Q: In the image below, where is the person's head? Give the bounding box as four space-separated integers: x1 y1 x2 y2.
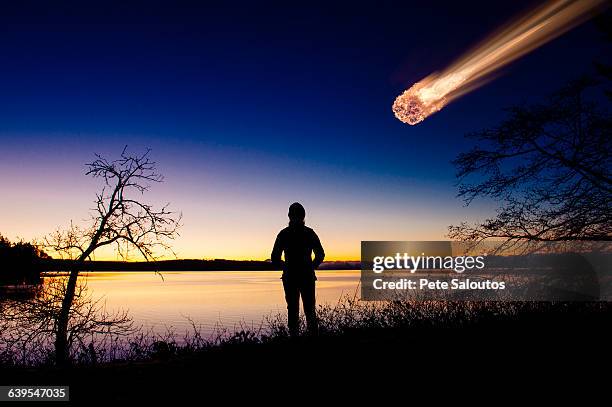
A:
288 202 305 225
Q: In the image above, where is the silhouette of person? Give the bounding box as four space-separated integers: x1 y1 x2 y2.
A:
271 202 325 336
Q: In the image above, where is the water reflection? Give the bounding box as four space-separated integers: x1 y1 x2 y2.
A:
1 270 359 364
44 270 361 335
1 277 134 365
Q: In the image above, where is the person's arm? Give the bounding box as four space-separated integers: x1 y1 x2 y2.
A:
312 231 325 269
271 233 284 270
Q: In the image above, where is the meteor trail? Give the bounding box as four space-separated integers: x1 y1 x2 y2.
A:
393 0 608 125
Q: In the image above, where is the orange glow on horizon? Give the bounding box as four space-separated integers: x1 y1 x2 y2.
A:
0 152 473 264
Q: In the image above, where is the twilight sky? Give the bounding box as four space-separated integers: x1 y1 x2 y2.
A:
0 1 608 260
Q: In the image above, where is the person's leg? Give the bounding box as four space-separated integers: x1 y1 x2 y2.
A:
282 278 300 337
300 279 318 336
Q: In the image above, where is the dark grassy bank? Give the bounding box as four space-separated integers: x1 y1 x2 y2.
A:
1 300 609 402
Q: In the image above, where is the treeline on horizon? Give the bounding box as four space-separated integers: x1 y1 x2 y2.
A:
40 258 361 272
0 234 49 284
0 234 360 283
3 233 608 283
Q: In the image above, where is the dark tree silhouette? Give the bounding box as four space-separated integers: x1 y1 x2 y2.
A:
449 78 611 244
0 234 49 284
42 147 181 365
1 279 134 366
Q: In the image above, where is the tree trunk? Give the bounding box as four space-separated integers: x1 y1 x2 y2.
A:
54 268 79 366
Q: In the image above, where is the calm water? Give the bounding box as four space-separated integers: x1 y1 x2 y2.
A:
44 270 360 336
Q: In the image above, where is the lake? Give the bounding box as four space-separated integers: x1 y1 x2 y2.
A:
43 270 361 338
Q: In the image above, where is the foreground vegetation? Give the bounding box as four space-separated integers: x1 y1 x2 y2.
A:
1 295 609 368
1 294 608 402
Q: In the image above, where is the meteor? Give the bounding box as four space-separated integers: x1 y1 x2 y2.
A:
393 0 608 125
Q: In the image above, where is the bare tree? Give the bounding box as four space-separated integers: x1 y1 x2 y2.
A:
449 78 611 245
42 147 181 365
0 279 134 366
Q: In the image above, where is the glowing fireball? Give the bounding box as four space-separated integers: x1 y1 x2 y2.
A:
393 0 607 125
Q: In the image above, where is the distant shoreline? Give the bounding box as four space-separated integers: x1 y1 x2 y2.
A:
39 259 361 272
